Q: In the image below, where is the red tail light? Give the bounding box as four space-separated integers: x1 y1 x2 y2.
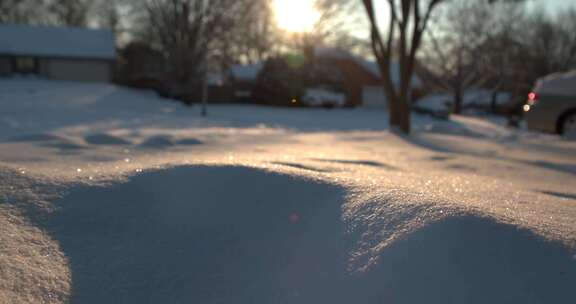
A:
527 92 538 105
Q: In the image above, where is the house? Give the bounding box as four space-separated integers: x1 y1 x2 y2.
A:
206 72 232 103
227 63 263 101
0 24 115 82
118 41 165 88
215 49 423 107
311 47 423 108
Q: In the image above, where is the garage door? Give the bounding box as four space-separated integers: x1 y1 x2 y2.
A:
362 86 387 109
48 59 111 82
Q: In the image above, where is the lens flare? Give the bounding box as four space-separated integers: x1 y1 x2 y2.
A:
273 0 320 33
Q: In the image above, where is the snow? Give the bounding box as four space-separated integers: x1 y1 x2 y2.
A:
84 133 132 145
207 72 224 86
356 59 423 87
229 63 263 81
314 47 351 59
137 134 203 149
314 47 423 87
0 24 115 59
1 79 575 303
11 166 571 303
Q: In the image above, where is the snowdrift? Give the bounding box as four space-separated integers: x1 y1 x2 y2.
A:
46 166 348 303
38 166 576 303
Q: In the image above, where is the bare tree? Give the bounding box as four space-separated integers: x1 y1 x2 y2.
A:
0 0 94 27
466 2 574 118
422 0 519 114
46 0 91 27
238 0 277 63
315 0 365 46
213 0 277 67
363 0 445 133
95 0 121 33
0 0 47 24
522 8 576 76
283 0 369 55
138 0 260 99
481 1 528 112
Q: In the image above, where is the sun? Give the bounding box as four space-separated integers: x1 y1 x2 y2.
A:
273 0 320 33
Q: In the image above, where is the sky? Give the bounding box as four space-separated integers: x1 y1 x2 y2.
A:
536 0 576 12
364 0 576 36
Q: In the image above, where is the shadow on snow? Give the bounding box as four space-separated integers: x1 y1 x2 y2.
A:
41 166 576 303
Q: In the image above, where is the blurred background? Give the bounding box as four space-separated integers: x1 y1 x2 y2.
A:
1 0 575 135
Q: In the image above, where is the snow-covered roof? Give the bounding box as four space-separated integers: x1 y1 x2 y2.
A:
207 72 224 86
0 24 115 60
314 47 423 87
229 63 263 81
535 70 576 96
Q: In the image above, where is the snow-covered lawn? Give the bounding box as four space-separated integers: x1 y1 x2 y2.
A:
1 79 575 303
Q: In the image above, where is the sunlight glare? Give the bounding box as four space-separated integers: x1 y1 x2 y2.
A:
273 0 320 33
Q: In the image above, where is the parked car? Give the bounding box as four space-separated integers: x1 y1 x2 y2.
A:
302 87 346 108
524 70 576 137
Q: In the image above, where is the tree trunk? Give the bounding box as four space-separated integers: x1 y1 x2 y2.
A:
490 90 499 113
388 94 411 133
453 86 463 114
397 95 411 133
362 0 445 135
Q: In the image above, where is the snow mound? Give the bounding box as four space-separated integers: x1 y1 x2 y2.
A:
138 134 176 149
39 141 86 151
46 166 347 303
176 138 203 146
84 133 131 145
4 132 87 150
38 166 576 303
313 158 397 169
353 215 576 303
4 133 68 143
138 135 204 149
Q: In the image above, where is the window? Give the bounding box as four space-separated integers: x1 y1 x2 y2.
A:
13 56 37 74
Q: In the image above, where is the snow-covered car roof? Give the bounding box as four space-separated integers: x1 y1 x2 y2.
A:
535 70 576 96
0 24 115 60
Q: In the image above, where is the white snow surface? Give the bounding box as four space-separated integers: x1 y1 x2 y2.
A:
1 79 575 303
314 47 423 87
0 24 115 59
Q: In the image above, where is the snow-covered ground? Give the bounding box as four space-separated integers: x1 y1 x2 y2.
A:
1 79 575 303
